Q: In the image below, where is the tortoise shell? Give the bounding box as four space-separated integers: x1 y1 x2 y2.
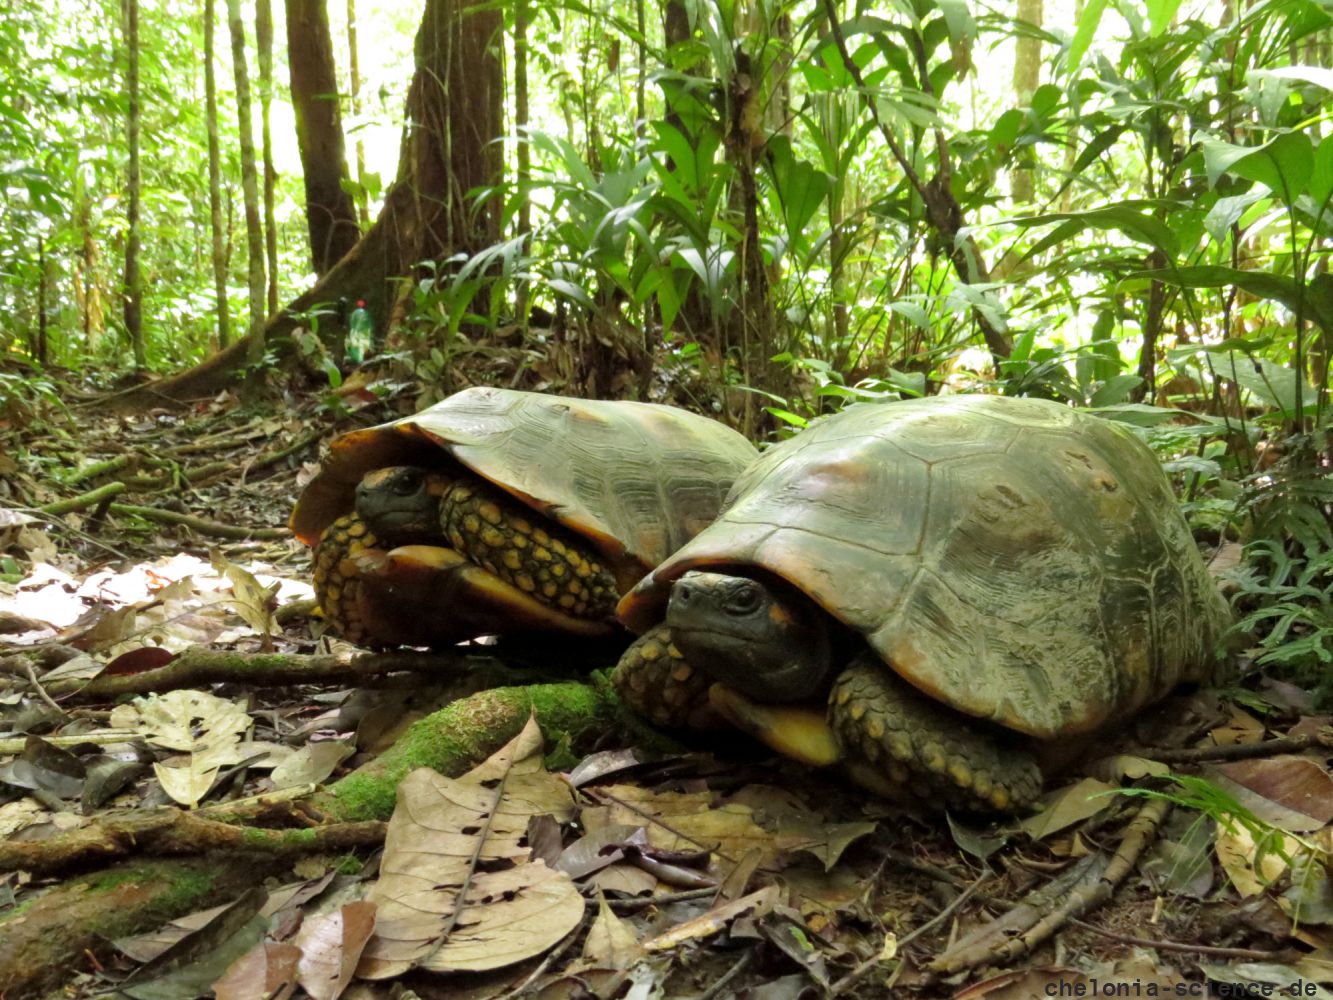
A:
292 387 759 594
618 395 1230 740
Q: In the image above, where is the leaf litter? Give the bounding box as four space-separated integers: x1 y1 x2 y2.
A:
5 387 1333 997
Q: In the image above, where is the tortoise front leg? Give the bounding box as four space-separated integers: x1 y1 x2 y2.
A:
829 655 1042 812
433 475 620 620
611 624 717 728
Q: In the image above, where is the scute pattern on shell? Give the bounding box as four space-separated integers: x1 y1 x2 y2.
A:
291 387 759 591
619 395 1231 740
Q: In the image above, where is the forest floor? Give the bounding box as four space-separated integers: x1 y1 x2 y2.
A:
1 369 1332 1000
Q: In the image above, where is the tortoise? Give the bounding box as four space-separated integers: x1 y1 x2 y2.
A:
291 387 759 648
614 394 1231 812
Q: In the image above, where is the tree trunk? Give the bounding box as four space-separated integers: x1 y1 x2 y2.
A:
347 0 369 227
34 235 49 365
123 0 145 368
285 0 360 275
204 0 231 349
112 0 503 408
514 0 531 322
257 0 279 314
225 0 268 366
1011 0 1043 205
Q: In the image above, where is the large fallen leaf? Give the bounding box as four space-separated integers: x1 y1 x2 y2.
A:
295 901 377 1000
585 785 781 868
1020 778 1116 840
110 689 253 807
1213 816 1333 921
357 717 582 978
581 894 642 968
213 942 301 1000
1210 757 1333 831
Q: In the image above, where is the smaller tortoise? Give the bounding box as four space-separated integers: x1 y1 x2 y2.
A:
291 387 758 648
615 395 1232 812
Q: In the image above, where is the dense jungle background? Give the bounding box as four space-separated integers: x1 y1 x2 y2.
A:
3 0 1333 995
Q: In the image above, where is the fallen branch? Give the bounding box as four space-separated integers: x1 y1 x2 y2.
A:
1142 731 1333 764
930 797 1171 974
108 502 289 539
46 647 485 700
67 454 136 486
40 481 128 516
0 810 386 876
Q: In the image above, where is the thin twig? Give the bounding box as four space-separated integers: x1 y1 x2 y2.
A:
1140 732 1333 764
699 949 755 1000
830 869 989 996
1068 918 1287 961
500 915 588 999
21 663 65 718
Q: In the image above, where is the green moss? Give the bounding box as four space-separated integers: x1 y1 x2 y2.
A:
323 682 615 822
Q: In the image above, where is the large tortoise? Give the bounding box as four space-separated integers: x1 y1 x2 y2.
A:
615 395 1231 811
291 387 758 648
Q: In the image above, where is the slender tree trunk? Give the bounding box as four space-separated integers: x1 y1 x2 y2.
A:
286 0 360 275
1011 0 1043 205
514 0 530 322
347 0 369 227
634 0 645 130
123 0 145 368
77 190 104 353
35 234 49 365
257 0 279 314
225 0 268 365
204 0 231 348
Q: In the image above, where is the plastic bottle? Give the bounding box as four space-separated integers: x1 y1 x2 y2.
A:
346 299 373 364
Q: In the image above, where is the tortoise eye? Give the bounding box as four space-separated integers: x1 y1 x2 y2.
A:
391 469 425 496
729 583 761 614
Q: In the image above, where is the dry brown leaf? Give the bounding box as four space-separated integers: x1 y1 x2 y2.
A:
211 549 279 643
581 894 642 968
1213 757 1333 831
588 785 780 867
1210 705 1268 746
110 689 253 807
357 717 582 978
213 942 301 1000
1019 778 1117 840
1215 820 1305 896
295 901 377 1000
643 885 779 952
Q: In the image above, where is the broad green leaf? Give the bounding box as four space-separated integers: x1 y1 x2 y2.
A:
1067 0 1108 72
1138 266 1332 333
888 301 930 329
547 279 596 311
989 108 1025 149
936 0 976 45
1203 190 1266 245
766 138 830 253
1199 132 1314 201
1311 137 1333 215
1072 125 1127 174
1146 0 1184 35
1009 204 1179 255
1257 65 1333 92
1090 374 1143 407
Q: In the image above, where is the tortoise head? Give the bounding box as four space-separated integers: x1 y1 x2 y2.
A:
355 466 447 544
666 570 836 702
